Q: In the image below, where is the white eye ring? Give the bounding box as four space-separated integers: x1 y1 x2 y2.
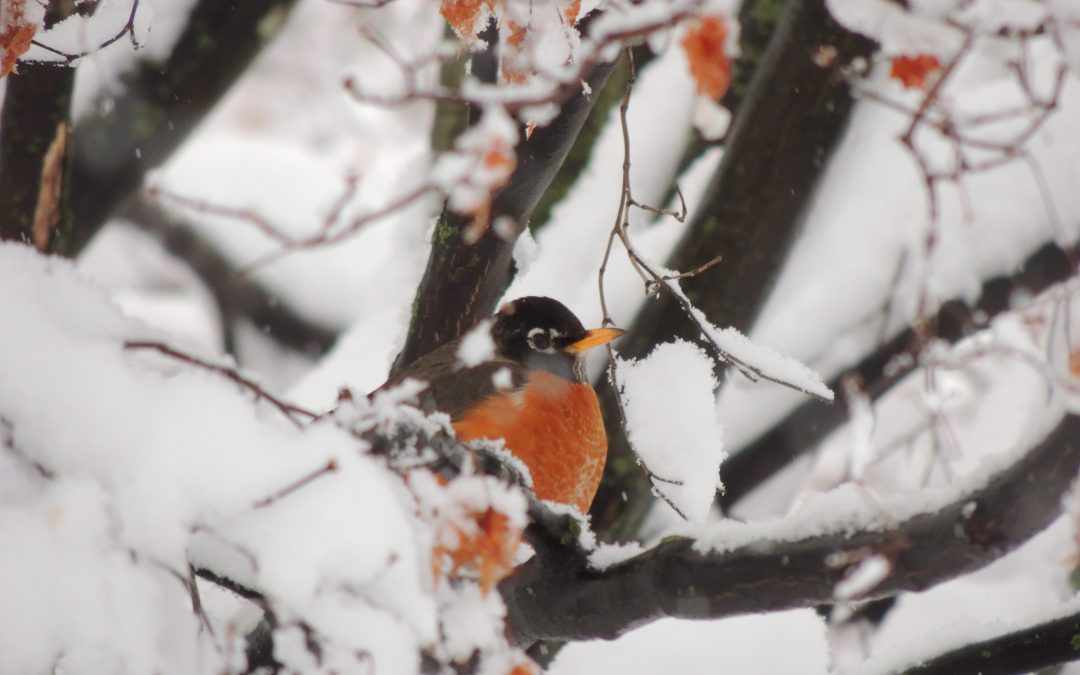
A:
527 327 559 353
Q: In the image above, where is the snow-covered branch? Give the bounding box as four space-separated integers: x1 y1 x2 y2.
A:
887 603 1080 675
504 410 1080 645
63 0 300 255
721 240 1078 510
391 57 617 373
592 0 877 539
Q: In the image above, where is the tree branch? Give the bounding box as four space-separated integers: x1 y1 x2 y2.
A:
529 44 654 232
61 0 300 256
901 606 1080 675
503 412 1080 645
0 62 74 250
390 56 616 374
591 0 877 541
719 240 1077 510
122 196 339 358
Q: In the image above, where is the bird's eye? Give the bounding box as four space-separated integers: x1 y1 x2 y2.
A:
527 327 553 352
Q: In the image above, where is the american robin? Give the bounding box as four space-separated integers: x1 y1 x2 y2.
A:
380 296 625 512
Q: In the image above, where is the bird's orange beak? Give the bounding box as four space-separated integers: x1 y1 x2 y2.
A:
564 327 627 354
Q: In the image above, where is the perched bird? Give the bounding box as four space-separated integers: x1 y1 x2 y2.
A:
380 296 625 512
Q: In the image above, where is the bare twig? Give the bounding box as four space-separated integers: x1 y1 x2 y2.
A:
342 3 703 115
855 12 1069 327
28 0 141 64
123 340 318 427
148 180 435 271
252 459 339 509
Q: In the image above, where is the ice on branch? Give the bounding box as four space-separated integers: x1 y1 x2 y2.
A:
826 0 961 58
617 340 726 523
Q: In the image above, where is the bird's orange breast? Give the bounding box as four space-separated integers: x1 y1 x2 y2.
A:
452 370 607 513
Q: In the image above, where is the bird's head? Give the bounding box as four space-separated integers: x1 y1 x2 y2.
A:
492 296 626 382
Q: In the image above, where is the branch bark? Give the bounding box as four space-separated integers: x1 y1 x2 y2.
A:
902 607 1080 675
529 45 653 232
0 62 75 250
61 0 300 256
719 240 1078 510
390 57 616 374
591 0 877 540
503 412 1080 645
123 196 339 357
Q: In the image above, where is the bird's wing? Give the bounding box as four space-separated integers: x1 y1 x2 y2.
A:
375 341 528 420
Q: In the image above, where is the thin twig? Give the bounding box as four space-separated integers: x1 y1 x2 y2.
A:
252 459 339 509
28 0 141 64
123 340 318 427
342 3 703 114
149 180 435 271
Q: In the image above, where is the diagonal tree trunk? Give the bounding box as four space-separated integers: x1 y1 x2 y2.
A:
391 56 617 375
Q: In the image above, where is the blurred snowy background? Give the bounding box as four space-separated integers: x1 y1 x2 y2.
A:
3 0 1080 672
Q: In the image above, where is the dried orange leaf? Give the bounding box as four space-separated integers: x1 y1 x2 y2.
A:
889 54 942 90
681 15 732 101
441 0 494 40
1069 349 1080 379
0 0 38 78
563 0 581 26
432 507 522 595
506 19 526 48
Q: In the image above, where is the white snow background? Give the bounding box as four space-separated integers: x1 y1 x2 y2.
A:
3 0 1080 672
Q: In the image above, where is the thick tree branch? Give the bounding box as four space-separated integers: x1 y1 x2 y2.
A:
0 62 74 250
503 412 1080 645
390 57 616 374
61 0 300 256
591 0 877 540
529 44 654 232
719 240 1077 510
902 606 1080 675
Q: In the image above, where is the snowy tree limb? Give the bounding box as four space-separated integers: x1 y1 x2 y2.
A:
122 196 340 357
530 45 654 232
502 413 1080 645
391 57 616 374
592 0 877 541
900 607 1080 674
61 0 300 256
720 241 1078 510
